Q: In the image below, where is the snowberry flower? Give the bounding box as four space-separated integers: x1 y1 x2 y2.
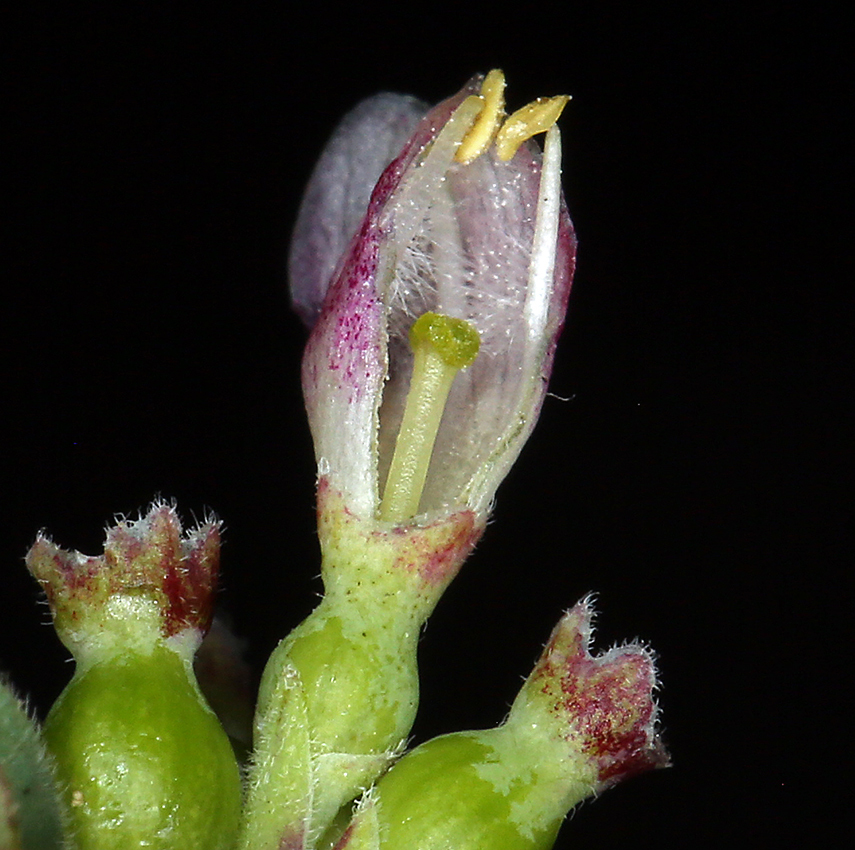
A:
293 69 577 528
242 72 577 850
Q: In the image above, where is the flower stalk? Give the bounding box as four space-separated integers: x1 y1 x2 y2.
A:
241 481 484 850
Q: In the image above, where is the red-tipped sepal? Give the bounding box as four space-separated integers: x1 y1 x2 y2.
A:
26 502 220 660
510 596 668 792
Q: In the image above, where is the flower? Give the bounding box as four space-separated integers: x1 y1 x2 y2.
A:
293 70 577 526
241 72 577 850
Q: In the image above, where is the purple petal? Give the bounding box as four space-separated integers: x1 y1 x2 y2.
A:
289 93 428 327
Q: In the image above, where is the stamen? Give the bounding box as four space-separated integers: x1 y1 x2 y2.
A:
495 94 570 161
455 69 506 164
379 313 480 524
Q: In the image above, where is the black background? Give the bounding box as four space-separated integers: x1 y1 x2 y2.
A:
5 3 845 847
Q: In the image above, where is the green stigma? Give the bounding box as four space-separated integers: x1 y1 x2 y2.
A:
379 312 480 524
409 312 480 369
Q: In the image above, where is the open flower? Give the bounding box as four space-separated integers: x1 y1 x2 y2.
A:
241 72 577 850
293 70 577 525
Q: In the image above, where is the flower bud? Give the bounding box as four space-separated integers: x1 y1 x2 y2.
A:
334 599 667 850
26 503 242 850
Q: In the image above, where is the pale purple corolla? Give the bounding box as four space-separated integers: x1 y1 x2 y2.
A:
290 72 576 525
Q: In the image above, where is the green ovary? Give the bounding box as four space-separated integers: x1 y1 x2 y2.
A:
265 612 418 754
372 733 563 850
43 643 241 850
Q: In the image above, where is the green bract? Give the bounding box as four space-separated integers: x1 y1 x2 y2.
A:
1 678 66 850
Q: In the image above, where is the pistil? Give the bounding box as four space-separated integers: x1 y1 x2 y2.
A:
379 312 480 524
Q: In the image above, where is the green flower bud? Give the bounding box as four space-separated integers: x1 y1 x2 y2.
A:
1 677 66 850
335 599 668 850
26 503 242 850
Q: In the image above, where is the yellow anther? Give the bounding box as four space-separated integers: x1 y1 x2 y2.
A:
455 69 506 164
495 94 570 161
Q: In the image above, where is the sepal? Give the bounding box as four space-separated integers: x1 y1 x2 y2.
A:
26 502 220 661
